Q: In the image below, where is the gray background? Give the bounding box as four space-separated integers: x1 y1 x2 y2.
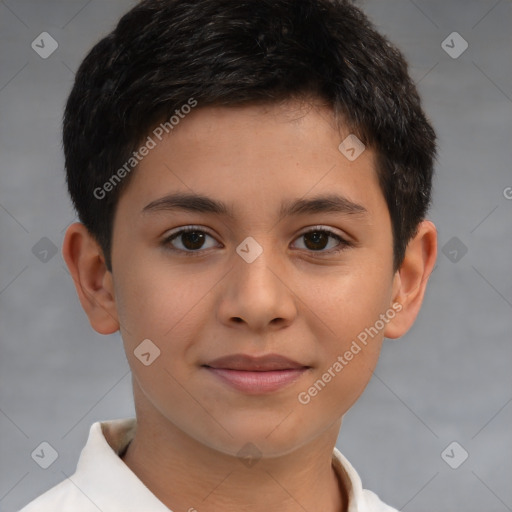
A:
1 0 511 511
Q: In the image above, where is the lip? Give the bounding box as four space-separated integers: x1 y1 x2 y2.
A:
203 354 310 394
205 353 307 371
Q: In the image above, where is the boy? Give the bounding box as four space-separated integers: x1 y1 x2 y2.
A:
20 0 437 510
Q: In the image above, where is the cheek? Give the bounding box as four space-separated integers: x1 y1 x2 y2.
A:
114 258 211 340
294 289 384 422
114 262 211 405
307 263 393 339
295 266 391 411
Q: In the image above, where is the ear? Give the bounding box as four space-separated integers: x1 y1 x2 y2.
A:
62 222 120 334
384 220 437 339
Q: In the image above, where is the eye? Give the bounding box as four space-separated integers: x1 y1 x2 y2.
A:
162 226 219 255
292 227 352 255
162 225 352 257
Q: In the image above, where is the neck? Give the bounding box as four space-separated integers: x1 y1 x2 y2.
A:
121 397 347 512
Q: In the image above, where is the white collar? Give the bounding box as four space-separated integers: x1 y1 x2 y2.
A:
64 418 393 512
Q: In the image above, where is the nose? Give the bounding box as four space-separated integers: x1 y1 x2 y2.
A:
216 238 298 333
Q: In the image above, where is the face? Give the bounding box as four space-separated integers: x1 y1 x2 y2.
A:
109 101 398 457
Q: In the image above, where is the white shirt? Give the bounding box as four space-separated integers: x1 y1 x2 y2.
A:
19 418 398 512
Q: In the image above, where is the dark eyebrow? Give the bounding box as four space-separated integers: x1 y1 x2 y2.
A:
141 192 368 220
142 192 232 216
278 194 367 219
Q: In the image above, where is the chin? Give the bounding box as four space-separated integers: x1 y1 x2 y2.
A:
200 416 318 459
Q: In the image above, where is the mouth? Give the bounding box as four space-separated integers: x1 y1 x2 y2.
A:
202 354 310 394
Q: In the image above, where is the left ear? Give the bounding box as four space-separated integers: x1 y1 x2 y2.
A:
62 222 120 335
384 220 437 339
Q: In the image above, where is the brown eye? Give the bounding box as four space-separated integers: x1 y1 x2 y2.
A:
178 231 206 250
293 228 351 255
303 231 330 251
163 226 219 254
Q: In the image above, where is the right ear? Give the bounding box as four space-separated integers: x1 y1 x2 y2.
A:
62 222 120 334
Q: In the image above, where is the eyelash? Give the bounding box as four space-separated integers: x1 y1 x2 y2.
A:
161 225 353 257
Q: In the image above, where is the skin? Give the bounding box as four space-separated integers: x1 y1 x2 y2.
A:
63 99 437 512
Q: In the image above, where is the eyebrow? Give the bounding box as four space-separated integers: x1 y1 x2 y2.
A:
142 192 368 221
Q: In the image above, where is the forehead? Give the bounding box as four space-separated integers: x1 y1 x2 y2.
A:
117 101 385 223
